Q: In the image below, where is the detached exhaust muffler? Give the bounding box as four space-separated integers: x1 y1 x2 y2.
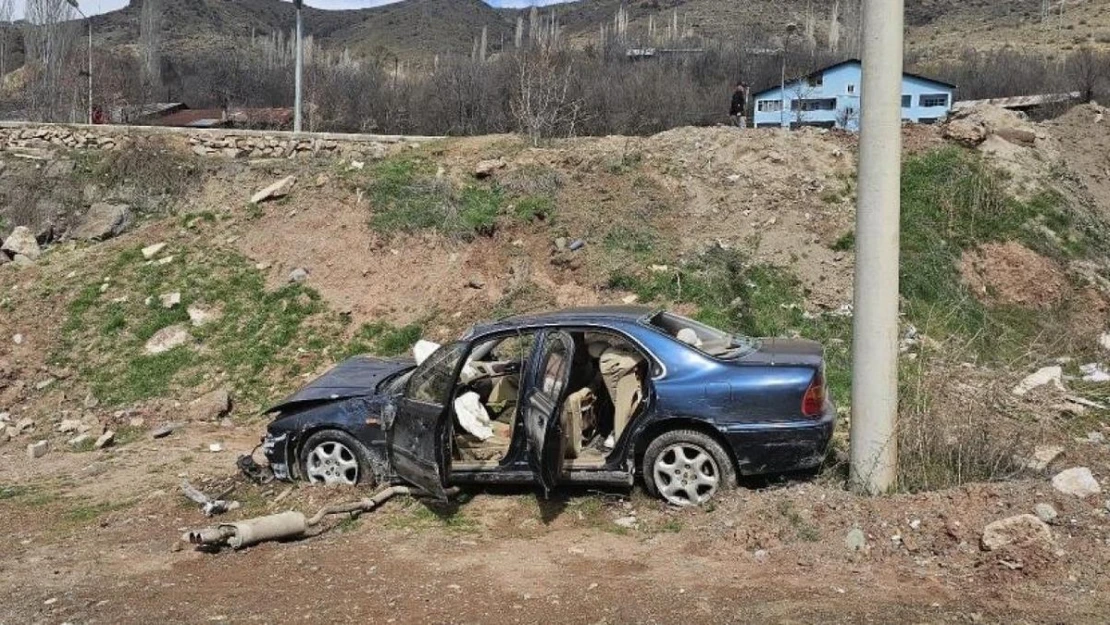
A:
185 511 308 549
183 485 416 550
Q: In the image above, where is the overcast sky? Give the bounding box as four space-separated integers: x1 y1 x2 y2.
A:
12 0 576 19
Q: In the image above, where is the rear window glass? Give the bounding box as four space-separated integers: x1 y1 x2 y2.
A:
648 312 757 357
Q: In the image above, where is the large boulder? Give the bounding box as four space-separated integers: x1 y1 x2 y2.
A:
71 203 132 241
943 117 987 147
981 514 1053 551
2 227 42 260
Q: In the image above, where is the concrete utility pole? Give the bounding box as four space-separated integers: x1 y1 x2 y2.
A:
293 0 304 133
849 0 903 495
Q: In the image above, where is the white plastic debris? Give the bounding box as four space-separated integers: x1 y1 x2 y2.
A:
1080 363 1110 383
1012 366 1065 396
453 392 493 441
413 340 441 365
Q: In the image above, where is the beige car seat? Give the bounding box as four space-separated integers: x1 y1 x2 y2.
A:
588 336 644 449
561 386 596 459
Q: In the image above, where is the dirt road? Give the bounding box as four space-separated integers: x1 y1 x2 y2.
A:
2 423 1107 625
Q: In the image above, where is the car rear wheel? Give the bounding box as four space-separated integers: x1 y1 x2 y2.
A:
642 429 735 506
300 430 375 487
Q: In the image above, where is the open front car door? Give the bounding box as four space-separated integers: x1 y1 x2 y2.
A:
385 341 468 501
523 331 574 493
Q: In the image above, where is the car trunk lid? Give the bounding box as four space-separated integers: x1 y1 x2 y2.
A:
733 337 824 368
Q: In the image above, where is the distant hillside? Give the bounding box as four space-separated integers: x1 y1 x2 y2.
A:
79 0 1110 65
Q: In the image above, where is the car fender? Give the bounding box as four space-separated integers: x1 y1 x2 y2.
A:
271 396 391 480
629 412 740 473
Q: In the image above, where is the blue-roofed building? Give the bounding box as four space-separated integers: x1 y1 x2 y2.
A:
750 59 956 131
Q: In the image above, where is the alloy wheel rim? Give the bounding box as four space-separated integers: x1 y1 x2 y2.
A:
653 443 720 506
305 440 359 486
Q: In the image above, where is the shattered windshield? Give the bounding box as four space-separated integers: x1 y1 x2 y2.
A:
648 312 759 358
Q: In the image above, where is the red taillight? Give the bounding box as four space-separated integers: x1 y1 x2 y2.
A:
802 371 825 418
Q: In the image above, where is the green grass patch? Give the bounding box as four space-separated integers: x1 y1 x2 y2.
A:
603 225 661 259
55 244 371 409
0 484 34 500
65 499 132 524
386 500 480 533
344 321 424 358
514 195 555 222
830 231 854 251
366 155 563 238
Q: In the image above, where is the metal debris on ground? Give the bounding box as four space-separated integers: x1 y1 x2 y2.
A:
183 485 417 550
181 480 241 517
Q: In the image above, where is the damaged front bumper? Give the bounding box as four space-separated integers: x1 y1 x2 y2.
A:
262 431 292 481
238 432 291 484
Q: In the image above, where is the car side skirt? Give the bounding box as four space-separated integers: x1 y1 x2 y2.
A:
448 468 634 487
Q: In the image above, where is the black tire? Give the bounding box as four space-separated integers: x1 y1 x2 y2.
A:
641 429 736 506
298 429 377 488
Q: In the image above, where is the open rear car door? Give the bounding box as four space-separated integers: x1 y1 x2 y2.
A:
385 341 468 501
523 331 574 493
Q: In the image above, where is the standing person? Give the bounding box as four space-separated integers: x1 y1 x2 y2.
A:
730 81 749 128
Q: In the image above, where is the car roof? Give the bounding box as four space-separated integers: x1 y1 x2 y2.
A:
470 305 659 335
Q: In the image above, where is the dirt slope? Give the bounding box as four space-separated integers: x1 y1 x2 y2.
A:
2 111 1110 623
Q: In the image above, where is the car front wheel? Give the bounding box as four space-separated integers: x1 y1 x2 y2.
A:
642 429 735 506
299 430 375 487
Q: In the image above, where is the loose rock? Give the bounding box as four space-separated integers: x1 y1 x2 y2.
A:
94 431 115 449
288 267 309 283
250 176 296 204
151 423 182 439
188 387 232 421
160 292 181 309
187 304 218 327
981 514 1052 551
1021 445 1065 471
27 440 49 459
67 433 92 447
1033 503 1058 524
1052 467 1102 498
613 516 638 529
58 419 82 434
144 325 190 355
2 226 42 260
141 243 167 260
844 528 866 552
71 203 132 241
474 158 507 178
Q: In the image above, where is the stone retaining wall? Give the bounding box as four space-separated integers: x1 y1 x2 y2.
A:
0 122 441 160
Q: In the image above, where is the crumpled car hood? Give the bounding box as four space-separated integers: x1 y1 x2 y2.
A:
268 355 414 412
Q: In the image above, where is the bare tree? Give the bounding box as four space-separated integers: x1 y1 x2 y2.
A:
0 0 14 80
510 49 580 145
23 0 80 121
827 0 840 54
1067 46 1109 103
140 0 163 101
803 0 817 52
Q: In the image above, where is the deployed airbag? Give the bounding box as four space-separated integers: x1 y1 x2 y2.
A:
454 391 494 441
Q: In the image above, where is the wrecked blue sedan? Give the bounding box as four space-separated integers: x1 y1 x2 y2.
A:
254 306 834 506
